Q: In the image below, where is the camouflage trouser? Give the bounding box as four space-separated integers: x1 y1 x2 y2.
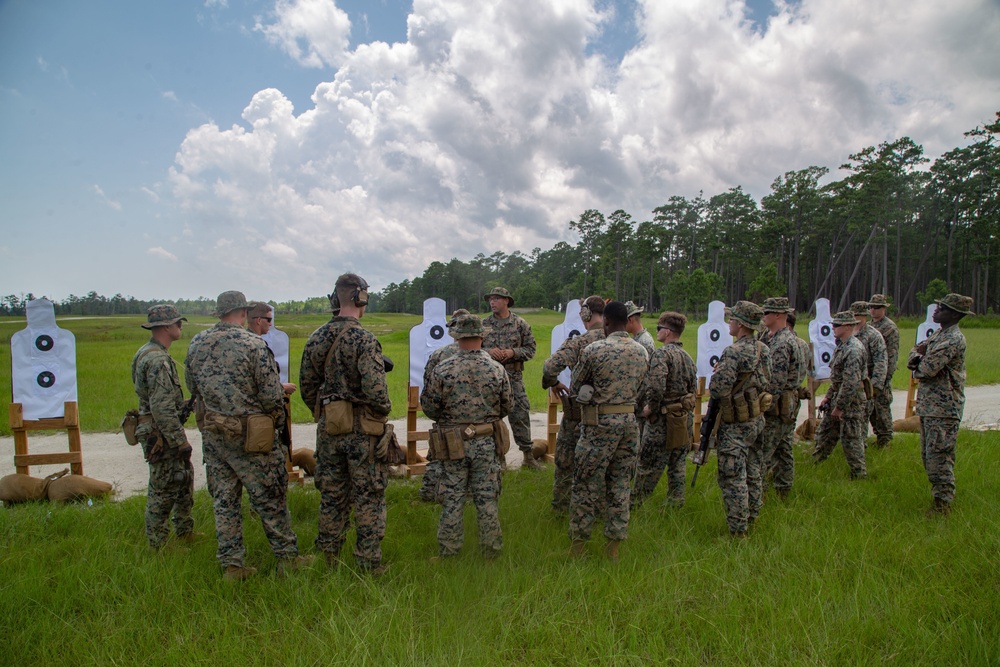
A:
762 414 796 493
203 431 298 568
314 426 388 570
144 450 195 548
920 417 958 504
632 416 690 508
569 414 639 542
419 459 443 503
812 414 867 478
552 415 581 512
438 436 502 556
716 416 763 535
870 384 894 445
507 372 533 453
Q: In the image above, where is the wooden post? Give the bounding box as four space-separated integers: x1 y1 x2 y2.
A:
546 389 559 462
10 401 84 476
693 376 707 448
904 374 917 418
405 385 428 476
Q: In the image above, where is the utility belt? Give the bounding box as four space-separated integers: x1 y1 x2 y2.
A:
659 393 696 449
765 389 800 424
203 410 276 454
428 421 510 460
580 403 635 427
121 411 155 446
317 398 387 437
719 388 773 424
560 394 582 421
503 360 524 372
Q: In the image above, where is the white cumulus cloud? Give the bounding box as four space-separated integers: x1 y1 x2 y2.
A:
147 247 178 261
255 0 352 68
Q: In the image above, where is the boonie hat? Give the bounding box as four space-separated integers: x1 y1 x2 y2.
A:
849 301 869 315
935 293 975 316
142 304 187 330
868 294 890 308
831 311 858 326
447 308 470 328
215 291 249 317
624 301 644 318
449 313 490 339
485 287 514 307
729 301 763 329
761 297 792 314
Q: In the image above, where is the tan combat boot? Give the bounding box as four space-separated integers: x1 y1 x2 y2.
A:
522 450 543 470
569 539 587 557
604 540 621 563
276 555 316 576
223 564 257 581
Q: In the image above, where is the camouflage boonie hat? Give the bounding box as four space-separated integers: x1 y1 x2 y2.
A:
485 287 514 307
831 311 857 326
449 313 490 339
761 297 792 314
141 304 187 329
729 301 763 329
247 302 272 319
849 301 869 315
214 290 249 317
936 293 974 316
624 301 644 318
447 308 470 327
868 294 890 307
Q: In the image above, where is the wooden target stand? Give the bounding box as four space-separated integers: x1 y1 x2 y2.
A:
281 402 304 485
405 386 429 476
9 401 84 476
904 374 918 418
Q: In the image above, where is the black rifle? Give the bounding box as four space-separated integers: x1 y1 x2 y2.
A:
178 396 197 424
691 397 720 488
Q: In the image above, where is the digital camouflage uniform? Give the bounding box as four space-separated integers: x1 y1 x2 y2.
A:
710 335 771 534
870 314 899 446
632 341 697 508
132 338 194 547
421 346 512 557
482 311 536 454
541 326 605 512
854 321 888 426
632 329 655 358
908 323 967 506
812 334 868 478
186 321 297 569
419 341 459 503
300 315 391 570
568 331 648 543
761 327 801 495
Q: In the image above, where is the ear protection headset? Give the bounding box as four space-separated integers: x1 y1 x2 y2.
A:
579 299 592 323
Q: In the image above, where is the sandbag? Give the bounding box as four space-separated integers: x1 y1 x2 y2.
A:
795 417 819 442
0 469 69 504
46 474 113 503
893 415 921 433
291 448 317 476
531 438 549 460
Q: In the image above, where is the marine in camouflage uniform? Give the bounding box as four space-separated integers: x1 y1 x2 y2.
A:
759 298 801 499
568 302 648 559
421 314 512 558
300 274 391 573
542 295 605 513
483 287 539 469
812 311 869 479
132 305 195 549
868 294 899 447
625 301 656 357
418 309 468 503
850 301 888 431
632 311 697 508
185 291 299 577
710 301 771 536
907 294 972 515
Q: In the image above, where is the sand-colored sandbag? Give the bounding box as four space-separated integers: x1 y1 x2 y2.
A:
893 415 921 433
795 417 819 442
531 438 549 460
0 469 70 504
46 474 113 503
291 448 317 476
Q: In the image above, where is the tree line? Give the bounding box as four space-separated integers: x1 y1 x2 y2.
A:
374 111 1000 317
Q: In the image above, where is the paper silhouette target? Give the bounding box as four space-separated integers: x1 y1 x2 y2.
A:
808 298 836 381
550 300 587 388
697 301 732 387
11 298 78 419
409 298 450 392
917 304 940 343
259 305 291 384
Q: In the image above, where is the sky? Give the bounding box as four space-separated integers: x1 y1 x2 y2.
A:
1 0 999 303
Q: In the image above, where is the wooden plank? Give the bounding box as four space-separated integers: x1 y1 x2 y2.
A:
9 403 24 429
905 374 917 418
15 452 83 466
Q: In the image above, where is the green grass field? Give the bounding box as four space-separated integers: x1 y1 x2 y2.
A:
1 311 997 435
1 430 997 665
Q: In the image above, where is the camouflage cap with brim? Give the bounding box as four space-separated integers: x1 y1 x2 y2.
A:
484 287 514 307
761 296 792 314
214 290 249 317
849 301 870 315
729 300 763 329
868 294 890 307
831 311 858 326
936 293 975 316
624 301 644 318
449 313 491 339
141 304 187 329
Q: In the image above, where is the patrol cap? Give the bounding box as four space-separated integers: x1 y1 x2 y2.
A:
247 302 272 319
935 293 974 315
761 297 792 314
849 301 869 315
485 287 514 307
624 301 644 318
449 313 490 339
831 311 858 326
215 291 249 317
141 304 187 329
729 301 763 329
868 294 890 308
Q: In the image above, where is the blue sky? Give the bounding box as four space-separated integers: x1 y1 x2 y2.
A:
1 0 998 302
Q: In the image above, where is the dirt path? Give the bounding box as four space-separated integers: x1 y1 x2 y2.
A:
3 386 998 499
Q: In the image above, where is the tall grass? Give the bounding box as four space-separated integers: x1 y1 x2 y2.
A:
1 430 997 664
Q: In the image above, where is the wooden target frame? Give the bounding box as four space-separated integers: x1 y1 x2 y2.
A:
9 401 83 476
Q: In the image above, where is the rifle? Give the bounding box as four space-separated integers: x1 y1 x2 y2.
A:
691 397 721 488
178 396 197 424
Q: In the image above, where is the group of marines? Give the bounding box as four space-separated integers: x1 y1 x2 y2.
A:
130 272 973 577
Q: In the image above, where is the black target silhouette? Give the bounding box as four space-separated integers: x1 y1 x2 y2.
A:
710 355 720 366
710 329 720 342
37 371 56 388
35 335 54 351
924 329 935 340
821 352 831 363
567 329 581 339
820 325 831 337
430 325 444 340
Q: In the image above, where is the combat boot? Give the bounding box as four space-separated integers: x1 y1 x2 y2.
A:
324 551 341 568
925 498 952 517
521 451 543 470
223 564 257 581
604 540 621 563
276 555 316 576
569 539 587 557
